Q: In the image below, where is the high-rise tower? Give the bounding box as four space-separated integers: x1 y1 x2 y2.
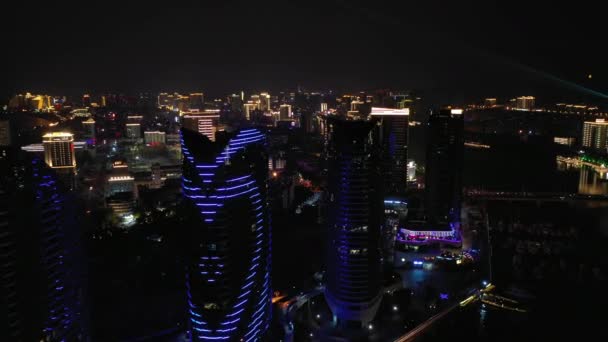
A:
582 119 608 152
181 127 271 341
0 153 87 341
43 132 76 169
424 108 464 225
82 118 96 142
182 110 221 142
189 93 205 111
370 107 410 195
324 117 383 325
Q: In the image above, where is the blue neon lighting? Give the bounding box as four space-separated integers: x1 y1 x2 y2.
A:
181 128 270 341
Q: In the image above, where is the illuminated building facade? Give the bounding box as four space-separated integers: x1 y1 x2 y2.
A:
8 93 53 111
43 132 76 169
144 131 166 145
229 94 243 113
82 94 91 107
259 92 271 112
125 123 141 139
243 103 257 120
82 118 95 141
158 92 170 107
103 160 136 221
515 96 535 111
107 176 135 197
325 117 383 325
250 94 260 108
350 100 364 112
0 155 87 341
406 160 416 182
182 110 221 142
425 108 464 225
553 137 575 146
177 95 190 112
279 104 291 120
181 127 271 341
189 93 205 110
106 161 135 197
71 109 91 118
396 221 460 248
371 107 410 195
484 98 497 107
582 119 608 151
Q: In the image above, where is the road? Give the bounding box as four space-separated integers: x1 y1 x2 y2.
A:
393 300 462 342
393 285 492 342
277 287 324 342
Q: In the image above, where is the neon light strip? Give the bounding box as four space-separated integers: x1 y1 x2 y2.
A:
182 128 269 341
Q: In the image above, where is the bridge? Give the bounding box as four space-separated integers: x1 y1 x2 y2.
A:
393 284 497 342
556 155 608 173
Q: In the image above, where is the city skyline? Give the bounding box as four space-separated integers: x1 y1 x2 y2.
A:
2 1 607 341
3 84 608 340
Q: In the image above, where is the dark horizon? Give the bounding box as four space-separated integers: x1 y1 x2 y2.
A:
2 0 606 106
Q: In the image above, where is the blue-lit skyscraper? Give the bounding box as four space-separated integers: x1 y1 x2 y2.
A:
181 127 271 341
1 153 87 341
325 117 383 326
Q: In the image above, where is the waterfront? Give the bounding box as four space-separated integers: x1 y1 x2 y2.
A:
463 137 608 196
416 288 608 342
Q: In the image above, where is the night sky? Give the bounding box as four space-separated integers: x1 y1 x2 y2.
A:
3 0 605 105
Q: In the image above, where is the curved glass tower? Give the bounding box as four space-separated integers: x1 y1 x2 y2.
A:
1 154 87 341
181 128 271 341
325 117 383 325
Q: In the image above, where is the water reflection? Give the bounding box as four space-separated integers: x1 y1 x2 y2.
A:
416 302 530 342
478 306 487 339
557 162 608 196
578 166 608 195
